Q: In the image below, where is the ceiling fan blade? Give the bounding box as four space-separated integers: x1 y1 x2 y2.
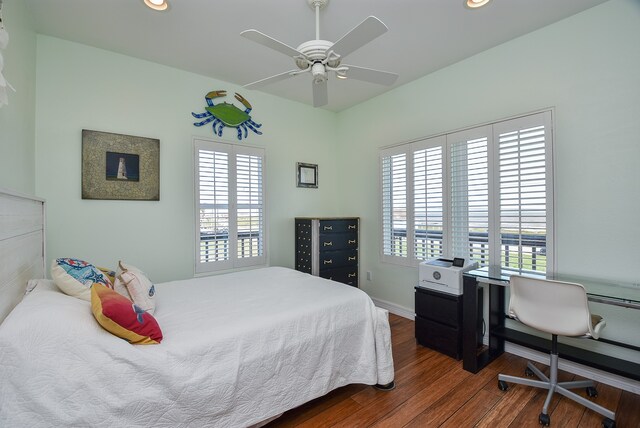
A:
341 65 399 86
244 70 299 89
330 16 388 58
312 80 328 108
240 29 303 58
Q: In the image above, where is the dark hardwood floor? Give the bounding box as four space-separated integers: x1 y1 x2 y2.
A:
267 314 640 427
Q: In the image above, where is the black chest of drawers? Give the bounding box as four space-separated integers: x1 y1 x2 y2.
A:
295 217 359 287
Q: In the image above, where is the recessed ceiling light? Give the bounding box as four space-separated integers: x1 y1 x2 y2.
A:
143 0 169 11
465 0 491 9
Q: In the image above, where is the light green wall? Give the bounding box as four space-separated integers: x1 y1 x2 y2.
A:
0 0 37 194
34 36 339 282
335 0 640 360
337 0 640 309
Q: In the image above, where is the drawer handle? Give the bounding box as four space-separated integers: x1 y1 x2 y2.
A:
348 256 356 261
324 259 333 265
324 225 333 230
348 225 356 229
348 273 356 278
323 241 333 247
348 239 356 244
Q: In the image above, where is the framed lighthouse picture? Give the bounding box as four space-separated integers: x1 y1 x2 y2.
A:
82 130 160 201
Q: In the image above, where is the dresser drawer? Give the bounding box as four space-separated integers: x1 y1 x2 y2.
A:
415 315 462 360
319 266 358 286
318 249 358 269
415 288 461 328
319 219 358 234
318 232 358 250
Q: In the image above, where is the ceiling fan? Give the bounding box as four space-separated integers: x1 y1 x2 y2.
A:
240 0 398 108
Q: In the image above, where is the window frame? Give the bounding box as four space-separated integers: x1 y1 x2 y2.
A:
379 110 555 274
194 137 267 274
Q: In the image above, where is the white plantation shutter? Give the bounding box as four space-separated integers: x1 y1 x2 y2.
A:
381 150 409 260
197 149 230 264
495 112 552 273
449 128 491 267
195 139 266 273
413 137 445 260
235 150 264 261
379 110 553 273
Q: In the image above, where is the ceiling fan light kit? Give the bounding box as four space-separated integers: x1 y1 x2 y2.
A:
241 0 398 107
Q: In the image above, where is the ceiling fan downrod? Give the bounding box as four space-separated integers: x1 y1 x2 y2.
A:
308 0 328 41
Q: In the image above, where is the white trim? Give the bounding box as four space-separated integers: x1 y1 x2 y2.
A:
371 297 415 320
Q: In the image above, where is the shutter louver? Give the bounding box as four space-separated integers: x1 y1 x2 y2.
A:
382 153 408 257
414 146 444 260
499 124 548 273
450 136 490 267
198 149 230 263
236 153 264 259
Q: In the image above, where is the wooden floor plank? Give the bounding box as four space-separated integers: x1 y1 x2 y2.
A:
576 382 621 427
615 390 640 428
267 314 639 428
439 389 502 428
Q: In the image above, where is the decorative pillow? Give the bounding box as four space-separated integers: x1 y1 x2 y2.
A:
51 258 113 301
97 267 116 285
114 261 156 314
91 283 162 345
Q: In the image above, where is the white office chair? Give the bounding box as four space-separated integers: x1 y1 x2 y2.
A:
497 274 616 428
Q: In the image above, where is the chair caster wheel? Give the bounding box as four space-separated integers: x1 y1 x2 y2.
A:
525 367 535 377
498 380 509 391
602 417 615 428
586 386 598 397
539 413 550 426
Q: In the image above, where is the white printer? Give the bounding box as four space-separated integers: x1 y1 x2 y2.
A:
418 258 478 295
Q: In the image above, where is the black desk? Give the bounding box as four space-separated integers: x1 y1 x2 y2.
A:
462 267 640 381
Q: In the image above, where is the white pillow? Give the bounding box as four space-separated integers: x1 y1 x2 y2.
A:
50 258 114 301
114 261 156 314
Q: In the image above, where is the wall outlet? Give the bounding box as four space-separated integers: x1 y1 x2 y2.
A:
366 271 372 281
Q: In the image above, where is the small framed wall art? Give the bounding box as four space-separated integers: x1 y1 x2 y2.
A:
82 130 160 200
296 162 318 188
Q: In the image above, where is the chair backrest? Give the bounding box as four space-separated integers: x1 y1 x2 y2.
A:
508 274 597 338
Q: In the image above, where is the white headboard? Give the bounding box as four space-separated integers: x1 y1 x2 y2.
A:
0 188 46 323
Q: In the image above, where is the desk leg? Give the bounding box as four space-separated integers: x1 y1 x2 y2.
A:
463 276 505 373
463 275 481 373
489 283 505 356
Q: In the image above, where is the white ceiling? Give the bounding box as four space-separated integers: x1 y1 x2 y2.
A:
23 0 609 112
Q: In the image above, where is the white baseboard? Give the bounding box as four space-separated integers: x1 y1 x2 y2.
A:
371 297 414 320
371 297 640 394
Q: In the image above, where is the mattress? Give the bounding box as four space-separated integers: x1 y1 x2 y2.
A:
0 266 393 427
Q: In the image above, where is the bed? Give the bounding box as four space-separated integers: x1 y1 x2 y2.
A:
0 190 394 427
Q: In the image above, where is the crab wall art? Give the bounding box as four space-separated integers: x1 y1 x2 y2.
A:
191 90 263 141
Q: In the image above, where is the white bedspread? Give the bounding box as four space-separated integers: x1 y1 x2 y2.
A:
0 267 393 427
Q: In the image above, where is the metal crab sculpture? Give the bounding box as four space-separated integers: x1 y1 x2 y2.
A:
192 90 263 140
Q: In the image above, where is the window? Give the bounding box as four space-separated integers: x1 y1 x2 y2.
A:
194 138 266 273
380 110 553 274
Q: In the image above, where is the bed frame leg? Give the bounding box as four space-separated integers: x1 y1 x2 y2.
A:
374 380 396 391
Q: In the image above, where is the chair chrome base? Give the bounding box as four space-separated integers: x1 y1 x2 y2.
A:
498 354 616 427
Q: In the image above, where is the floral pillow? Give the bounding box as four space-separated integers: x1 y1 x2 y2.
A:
51 258 113 301
114 261 156 315
91 283 162 345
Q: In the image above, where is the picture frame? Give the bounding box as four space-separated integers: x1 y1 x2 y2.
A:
82 130 160 200
296 162 318 188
